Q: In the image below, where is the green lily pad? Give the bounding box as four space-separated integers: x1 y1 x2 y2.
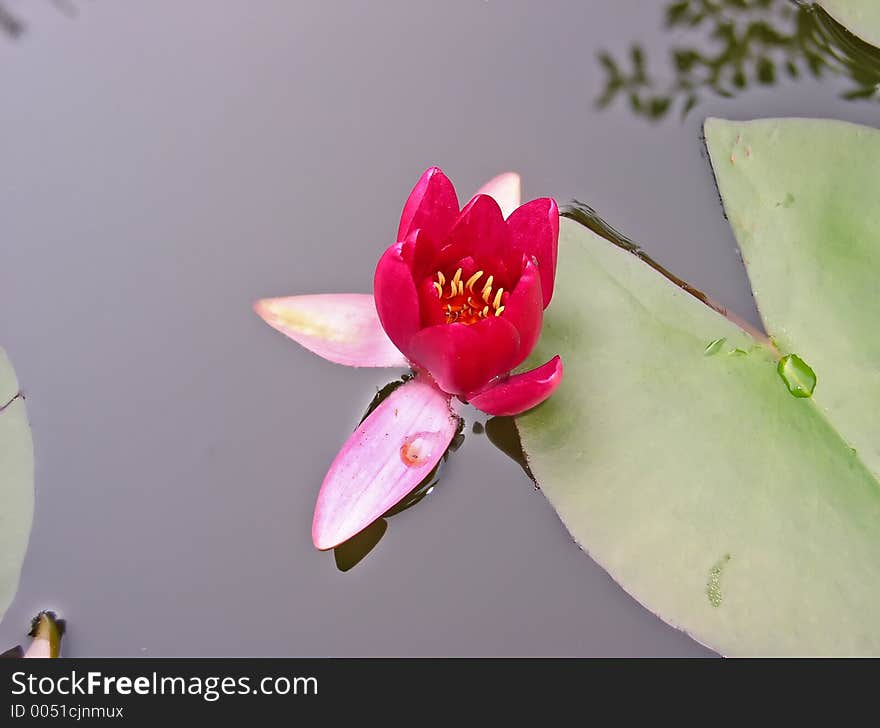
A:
0 349 34 624
817 1 880 48
705 117 880 479
516 117 880 655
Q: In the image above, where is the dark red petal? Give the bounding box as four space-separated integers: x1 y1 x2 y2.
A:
435 194 510 273
400 227 439 280
469 356 564 416
397 167 460 244
501 259 544 368
374 242 421 360
416 277 447 328
506 198 559 308
408 318 520 396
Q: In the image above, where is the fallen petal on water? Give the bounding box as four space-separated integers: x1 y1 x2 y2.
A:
312 377 459 550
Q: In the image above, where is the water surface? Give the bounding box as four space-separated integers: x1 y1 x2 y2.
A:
0 0 876 656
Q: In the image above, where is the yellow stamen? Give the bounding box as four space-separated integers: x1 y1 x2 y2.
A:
433 282 442 297
436 271 445 287
481 275 494 303
466 271 483 292
447 268 462 298
495 305 505 317
492 288 504 310
481 305 489 318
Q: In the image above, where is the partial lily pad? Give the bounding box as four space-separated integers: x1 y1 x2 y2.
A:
705 117 880 478
0 349 34 624
517 137 880 653
817 1 880 48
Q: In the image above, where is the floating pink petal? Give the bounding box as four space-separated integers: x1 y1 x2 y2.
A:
312 376 458 550
469 355 563 416
254 294 407 368
475 172 521 220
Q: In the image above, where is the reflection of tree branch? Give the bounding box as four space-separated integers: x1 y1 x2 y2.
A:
596 0 880 122
0 4 25 38
0 0 79 39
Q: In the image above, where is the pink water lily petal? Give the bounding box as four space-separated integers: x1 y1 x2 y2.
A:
501 258 544 368
436 194 510 274
374 241 423 360
397 167 459 244
506 197 559 308
312 377 458 550
469 355 563 416
475 172 521 219
24 638 51 658
408 317 521 397
254 294 407 368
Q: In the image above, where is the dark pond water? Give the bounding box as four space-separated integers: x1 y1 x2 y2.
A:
0 0 877 656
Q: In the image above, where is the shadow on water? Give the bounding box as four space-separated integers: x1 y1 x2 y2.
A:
596 0 880 122
482 417 536 485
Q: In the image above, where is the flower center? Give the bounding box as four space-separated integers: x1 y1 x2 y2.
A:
432 267 505 325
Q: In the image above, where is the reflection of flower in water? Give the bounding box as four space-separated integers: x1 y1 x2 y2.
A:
596 0 880 122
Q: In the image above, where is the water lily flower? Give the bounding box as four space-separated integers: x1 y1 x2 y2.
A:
1 611 65 658
255 169 563 550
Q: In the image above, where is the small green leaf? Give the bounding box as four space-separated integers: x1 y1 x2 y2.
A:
665 0 692 28
631 45 647 83
597 51 620 78
647 96 672 119
755 56 775 84
681 93 700 119
841 85 877 100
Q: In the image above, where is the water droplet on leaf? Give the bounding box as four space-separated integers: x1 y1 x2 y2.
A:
400 431 443 467
777 354 816 398
704 337 726 356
